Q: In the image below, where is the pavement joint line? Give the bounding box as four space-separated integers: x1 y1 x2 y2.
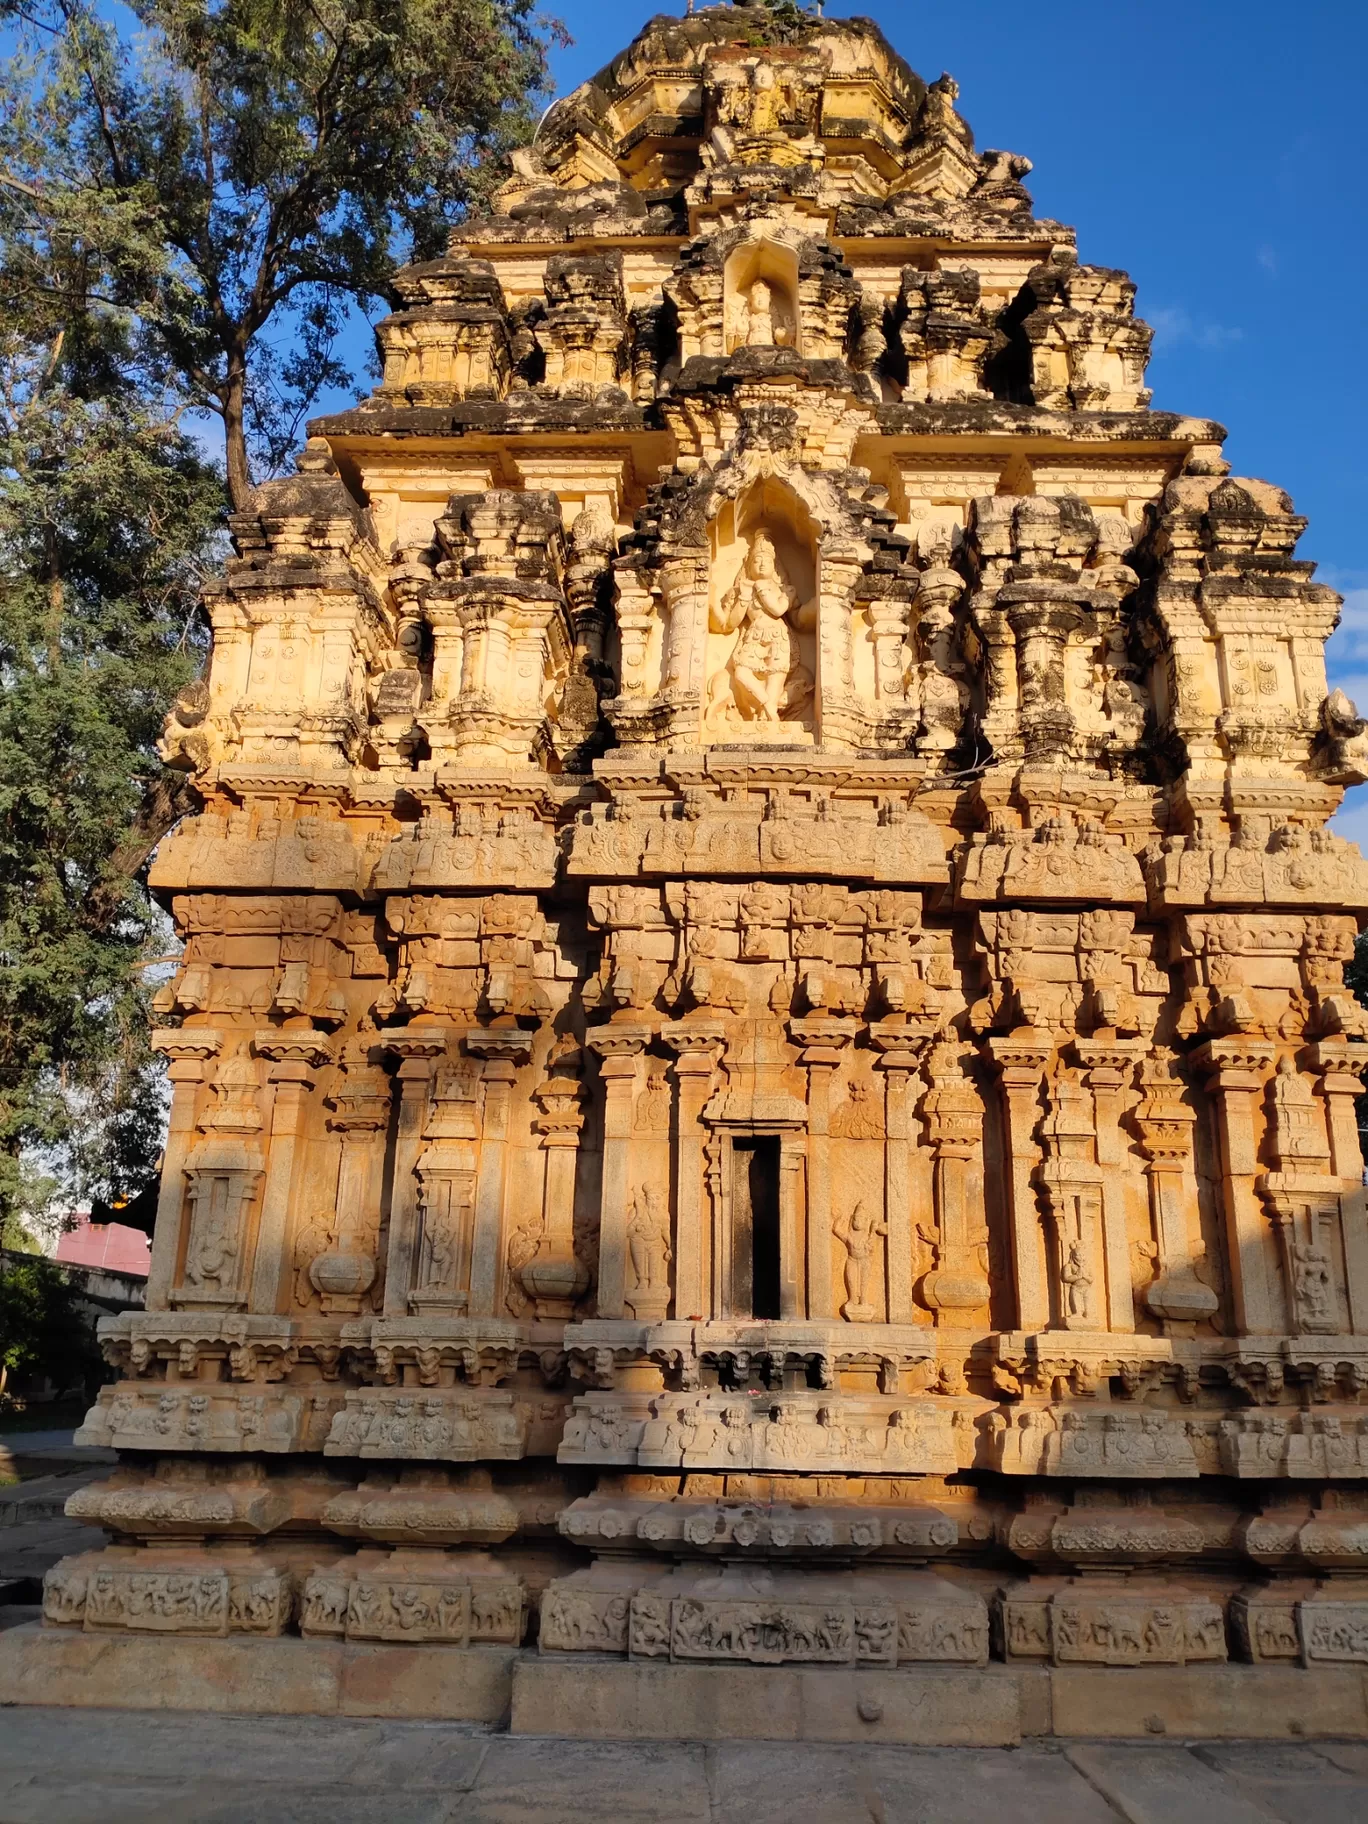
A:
1060 1743 1161 1824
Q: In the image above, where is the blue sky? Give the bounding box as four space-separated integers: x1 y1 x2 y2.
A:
536 0 1368 831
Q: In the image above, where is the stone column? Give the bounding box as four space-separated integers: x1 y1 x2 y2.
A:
1130 1055 1218 1333
249 1031 334 1313
522 1051 590 1320
586 1026 651 1319
778 1130 806 1321
918 1039 990 1324
870 1021 936 1324
466 1027 535 1316
1073 1038 1145 1333
1192 1039 1282 1336
986 1032 1053 1332
662 1021 726 1323
790 1017 857 1321
145 1030 222 1310
1309 1042 1368 1333
659 553 710 741
309 1053 391 1316
380 1029 451 1317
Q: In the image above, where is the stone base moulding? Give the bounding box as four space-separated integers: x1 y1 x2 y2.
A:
0 1625 518 1723
5 1625 1368 1743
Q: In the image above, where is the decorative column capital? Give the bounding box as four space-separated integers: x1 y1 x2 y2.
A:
151 1029 224 1078
1191 1038 1276 1090
788 1016 859 1065
254 1030 334 1078
586 1024 653 1061
985 1030 1053 1085
467 1027 536 1067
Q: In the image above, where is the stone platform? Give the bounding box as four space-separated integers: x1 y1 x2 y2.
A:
5 1623 1368 1745
8 1708 1368 1824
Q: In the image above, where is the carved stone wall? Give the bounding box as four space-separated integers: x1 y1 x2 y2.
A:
64 4 1368 1688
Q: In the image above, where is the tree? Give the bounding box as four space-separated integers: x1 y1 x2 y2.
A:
1 0 562 508
0 143 223 1230
0 0 558 1226
0 1252 103 1403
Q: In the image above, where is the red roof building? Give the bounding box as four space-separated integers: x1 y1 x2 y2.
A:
54 1211 150 1278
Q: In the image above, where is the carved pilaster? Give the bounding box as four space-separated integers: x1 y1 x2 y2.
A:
146 1029 223 1311
587 1026 652 1319
380 1028 453 1317
248 1032 334 1314
917 1037 990 1324
986 1031 1053 1331
1073 1038 1146 1333
791 1017 859 1321
1308 1041 1368 1333
522 1041 590 1320
662 1021 727 1324
870 1019 938 1325
1192 1039 1282 1335
1129 1054 1218 1334
466 1027 536 1316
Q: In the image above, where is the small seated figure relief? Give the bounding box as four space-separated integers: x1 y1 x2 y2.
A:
732 279 792 350
834 1201 887 1323
705 530 814 730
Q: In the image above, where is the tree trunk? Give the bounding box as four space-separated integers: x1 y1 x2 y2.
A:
85 771 197 932
222 353 253 512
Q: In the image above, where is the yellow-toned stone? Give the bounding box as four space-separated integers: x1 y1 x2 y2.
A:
45 4 1368 1731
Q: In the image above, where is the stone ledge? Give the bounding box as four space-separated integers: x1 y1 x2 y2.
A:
510 1656 1368 1744
511 1656 1030 1744
0 1624 515 1723
5 1625 1368 1743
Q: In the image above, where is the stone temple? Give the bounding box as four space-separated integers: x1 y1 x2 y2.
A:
14 0 1368 1741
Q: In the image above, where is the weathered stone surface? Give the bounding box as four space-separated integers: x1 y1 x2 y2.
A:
54 1 1368 1729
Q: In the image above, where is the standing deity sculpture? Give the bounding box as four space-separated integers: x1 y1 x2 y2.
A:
705 530 814 729
1061 1239 1093 1323
625 1183 672 1321
834 1201 888 1322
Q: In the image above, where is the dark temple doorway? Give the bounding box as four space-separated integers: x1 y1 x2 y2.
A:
732 1136 781 1319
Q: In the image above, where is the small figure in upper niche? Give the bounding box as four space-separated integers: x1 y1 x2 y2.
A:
707 530 813 726
728 277 794 352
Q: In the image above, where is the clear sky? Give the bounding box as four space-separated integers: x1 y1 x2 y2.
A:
538 0 1368 832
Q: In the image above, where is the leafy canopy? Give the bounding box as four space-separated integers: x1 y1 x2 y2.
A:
1 0 562 505
0 0 559 1230
0 134 222 1231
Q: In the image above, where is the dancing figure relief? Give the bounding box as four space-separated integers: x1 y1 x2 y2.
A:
706 530 814 729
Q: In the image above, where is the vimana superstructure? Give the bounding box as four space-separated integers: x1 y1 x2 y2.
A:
20 1 1368 1738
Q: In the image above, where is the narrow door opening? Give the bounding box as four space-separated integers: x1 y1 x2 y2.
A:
732 1136 781 1319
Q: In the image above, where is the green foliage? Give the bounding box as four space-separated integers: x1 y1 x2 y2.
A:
0 0 558 1224
0 1252 103 1399
731 0 821 49
1 0 563 504
0 105 224 1227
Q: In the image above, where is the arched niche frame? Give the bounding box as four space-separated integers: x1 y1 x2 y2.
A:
615 452 880 752
723 240 801 355
664 218 854 364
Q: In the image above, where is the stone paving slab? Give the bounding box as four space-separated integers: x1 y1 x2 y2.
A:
2 1709 1368 1824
